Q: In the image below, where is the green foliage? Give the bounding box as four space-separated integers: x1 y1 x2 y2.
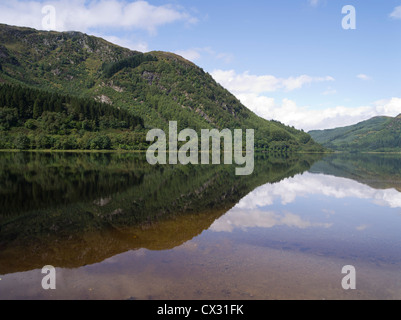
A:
0 83 148 150
24 119 37 130
14 134 30 150
102 53 158 78
0 24 323 153
35 134 53 149
87 134 112 150
309 116 401 152
0 84 144 130
0 107 18 130
0 151 325 275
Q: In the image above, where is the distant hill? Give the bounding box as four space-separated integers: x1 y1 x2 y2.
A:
309 115 401 152
0 23 323 152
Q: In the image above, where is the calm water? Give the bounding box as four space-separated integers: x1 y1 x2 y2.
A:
1 152 401 300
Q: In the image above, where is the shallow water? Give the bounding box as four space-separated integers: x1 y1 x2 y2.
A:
1 152 401 300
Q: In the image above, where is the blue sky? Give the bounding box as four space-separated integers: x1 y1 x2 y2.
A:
0 0 400 130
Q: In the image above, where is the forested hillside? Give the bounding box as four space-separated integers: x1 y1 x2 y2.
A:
0 24 324 152
309 115 401 152
0 84 146 150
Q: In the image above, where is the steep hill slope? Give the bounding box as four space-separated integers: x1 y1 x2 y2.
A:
309 115 401 152
0 24 323 152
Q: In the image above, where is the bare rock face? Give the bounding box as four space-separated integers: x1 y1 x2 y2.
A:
142 71 159 85
95 95 113 105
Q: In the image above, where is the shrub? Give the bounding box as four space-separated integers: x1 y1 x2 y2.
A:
14 135 31 150
88 135 112 150
24 119 38 130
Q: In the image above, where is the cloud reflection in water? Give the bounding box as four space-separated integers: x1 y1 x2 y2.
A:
210 172 401 233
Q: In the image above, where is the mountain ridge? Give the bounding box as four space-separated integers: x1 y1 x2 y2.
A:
0 23 324 152
309 115 401 152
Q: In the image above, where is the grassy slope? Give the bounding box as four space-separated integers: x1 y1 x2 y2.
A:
0 24 323 152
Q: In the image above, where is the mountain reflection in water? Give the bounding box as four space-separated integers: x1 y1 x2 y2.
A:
0 152 319 274
2 152 401 300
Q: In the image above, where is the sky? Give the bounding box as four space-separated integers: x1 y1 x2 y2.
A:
0 0 400 131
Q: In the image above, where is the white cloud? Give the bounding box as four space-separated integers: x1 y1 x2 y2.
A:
0 0 197 34
211 69 401 131
357 74 372 81
236 172 401 210
373 97 401 115
102 35 148 52
210 168 401 233
211 69 334 94
390 6 401 19
236 94 401 131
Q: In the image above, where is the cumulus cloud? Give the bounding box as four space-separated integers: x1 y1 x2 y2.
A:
211 69 334 94
0 0 197 34
390 6 401 19
210 172 401 233
211 69 401 131
373 97 401 115
235 172 401 210
238 94 401 131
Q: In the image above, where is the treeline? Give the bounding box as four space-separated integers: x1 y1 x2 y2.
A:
0 84 144 131
0 130 149 151
102 53 158 78
0 84 149 150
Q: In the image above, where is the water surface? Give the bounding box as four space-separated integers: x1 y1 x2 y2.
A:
1 152 401 300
